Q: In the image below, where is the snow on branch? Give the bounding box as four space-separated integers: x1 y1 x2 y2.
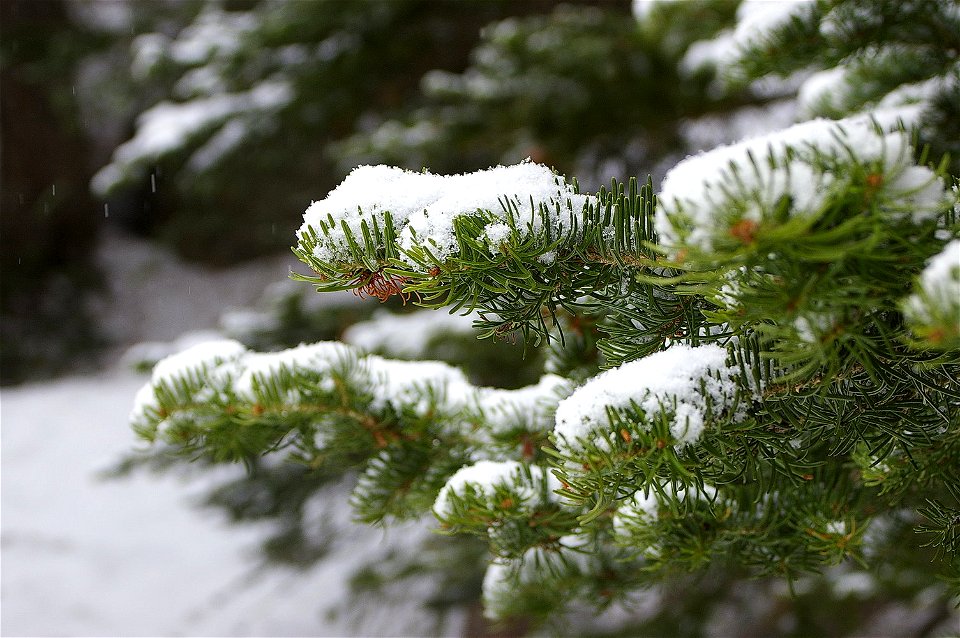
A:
731 0 815 56
130 336 574 480
291 160 655 343
298 160 589 269
553 343 742 454
92 82 293 195
433 460 559 519
655 115 949 258
903 238 960 349
477 374 572 439
133 338 467 437
130 338 247 426
681 0 815 74
611 482 718 560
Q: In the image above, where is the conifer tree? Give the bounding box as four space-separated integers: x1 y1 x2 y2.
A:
129 0 960 633
91 0 621 263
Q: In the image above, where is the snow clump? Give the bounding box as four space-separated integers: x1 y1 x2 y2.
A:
553 344 739 453
131 338 477 428
655 115 948 255
612 483 718 558
92 81 292 194
362 356 474 414
299 160 589 268
131 338 248 425
476 374 572 438
681 0 813 73
480 539 586 620
903 239 960 344
232 341 351 400
433 460 558 519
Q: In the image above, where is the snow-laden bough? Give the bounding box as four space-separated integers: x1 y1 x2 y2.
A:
553 344 741 455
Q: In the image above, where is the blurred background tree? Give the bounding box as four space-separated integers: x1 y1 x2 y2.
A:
1 0 106 384
88 0 635 262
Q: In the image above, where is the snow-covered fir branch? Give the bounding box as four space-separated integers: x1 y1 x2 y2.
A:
128 0 960 628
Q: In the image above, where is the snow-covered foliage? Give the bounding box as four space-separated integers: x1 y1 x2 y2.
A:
480 540 587 620
903 238 960 348
433 460 558 518
122 0 960 633
92 81 292 194
554 344 739 452
611 483 718 560
631 0 677 22
476 374 571 440
130 337 247 425
299 161 589 268
132 149 957 630
682 0 815 76
132 339 470 436
656 115 948 257
90 2 303 194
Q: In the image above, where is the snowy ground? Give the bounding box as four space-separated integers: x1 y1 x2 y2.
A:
1 232 462 637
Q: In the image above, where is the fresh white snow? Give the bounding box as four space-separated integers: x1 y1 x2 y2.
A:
655 115 947 253
299 160 589 267
680 0 814 74
611 490 660 538
232 341 351 400
731 0 814 53
91 81 292 194
553 344 738 452
611 483 717 559
476 374 571 436
904 239 960 328
918 240 960 306
631 0 676 21
362 355 475 413
342 309 480 358
797 67 850 117
433 460 557 518
150 338 248 386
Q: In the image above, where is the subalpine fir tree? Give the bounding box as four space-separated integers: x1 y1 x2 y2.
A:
129 0 960 633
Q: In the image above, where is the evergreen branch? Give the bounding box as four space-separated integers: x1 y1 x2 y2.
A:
293 166 659 343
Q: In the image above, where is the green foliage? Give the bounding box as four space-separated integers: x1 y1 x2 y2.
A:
292 175 658 348
127 0 960 633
